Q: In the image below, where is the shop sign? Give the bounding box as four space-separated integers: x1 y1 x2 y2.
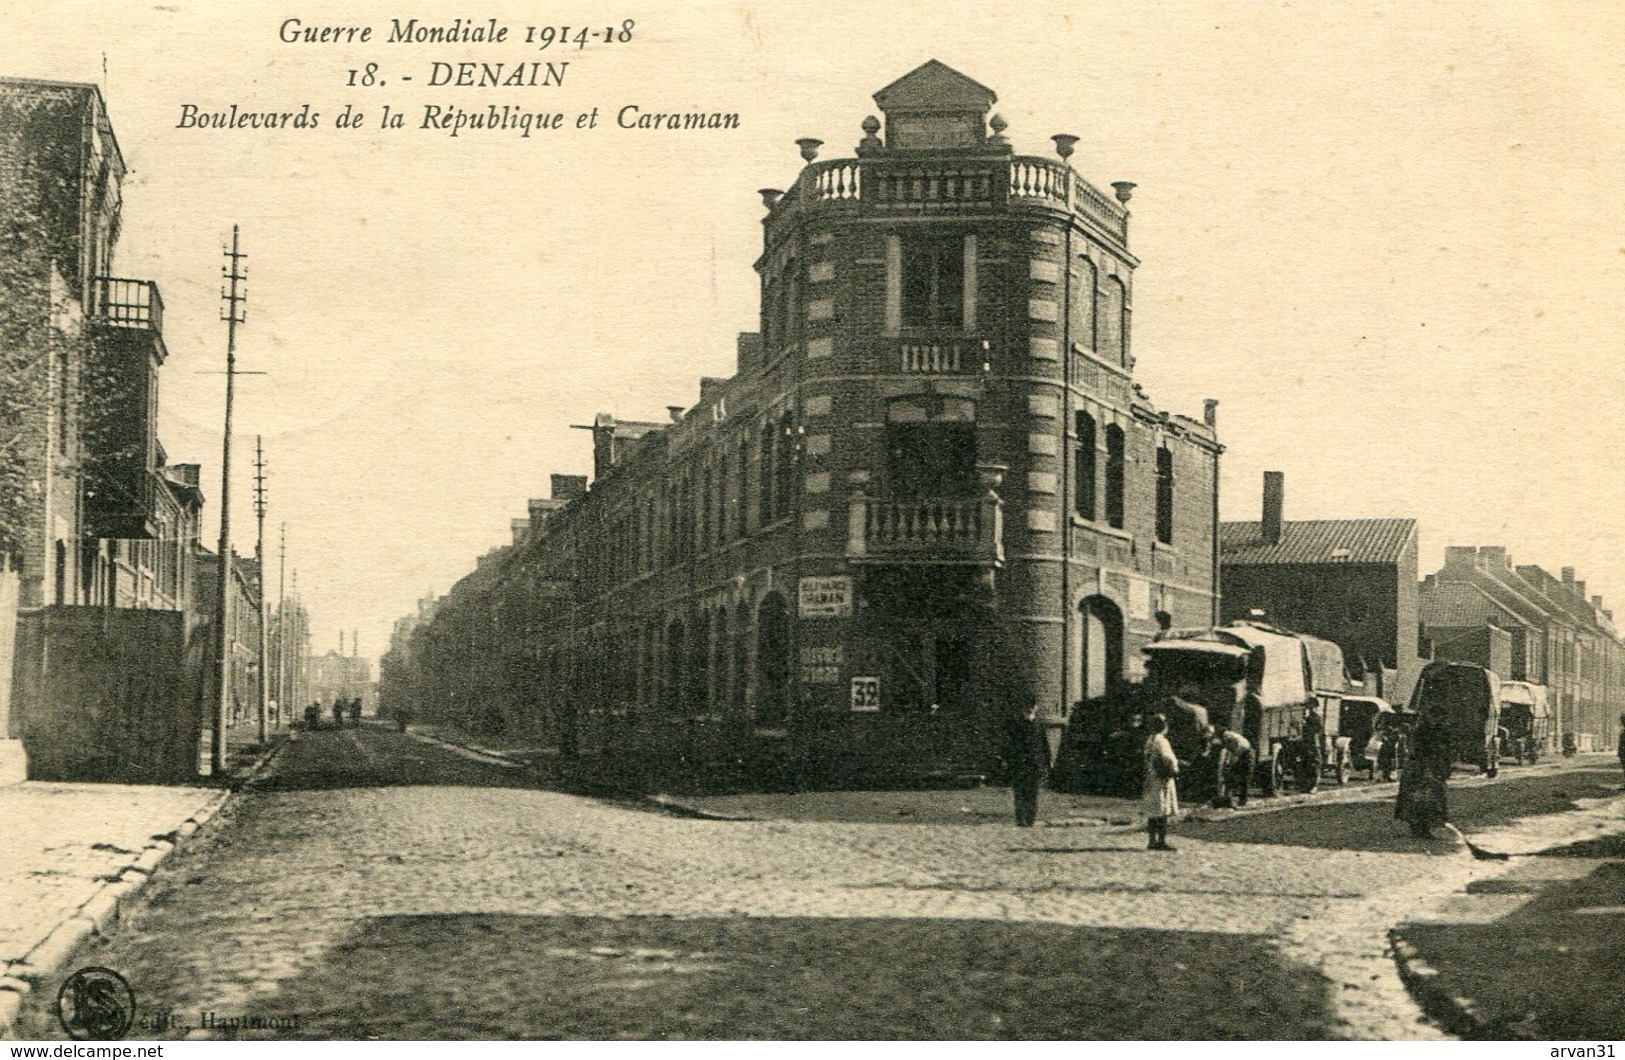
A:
798 576 852 618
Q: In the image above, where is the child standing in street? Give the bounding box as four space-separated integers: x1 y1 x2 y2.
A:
1143 712 1180 851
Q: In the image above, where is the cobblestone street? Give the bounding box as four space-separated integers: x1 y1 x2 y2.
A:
12 727 1622 1040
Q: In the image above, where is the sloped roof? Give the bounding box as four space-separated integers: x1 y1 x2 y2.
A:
1419 581 1513 628
1220 518 1415 566
873 60 996 112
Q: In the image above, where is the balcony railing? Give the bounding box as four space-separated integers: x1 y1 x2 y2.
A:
776 155 1128 242
896 335 988 374
848 493 1004 567
92 277 164 332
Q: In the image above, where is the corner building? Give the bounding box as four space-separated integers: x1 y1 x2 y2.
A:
407 63 1222 784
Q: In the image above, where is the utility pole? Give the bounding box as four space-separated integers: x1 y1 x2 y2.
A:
253 436 269 744
277 522 287 711
211 226 247 776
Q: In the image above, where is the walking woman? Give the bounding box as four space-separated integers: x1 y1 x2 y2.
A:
1143 712 1180 851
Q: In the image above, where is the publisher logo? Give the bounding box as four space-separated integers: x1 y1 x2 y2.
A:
56 966 135 1041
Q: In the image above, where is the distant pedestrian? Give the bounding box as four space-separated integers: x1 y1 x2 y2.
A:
1001 704 1051 827
1299 706 1325 793
1397 710 1453 838
331 700 344 729
1213 725 1252 808
1143 713 1180 851
350 697 362 727
304 702 319 729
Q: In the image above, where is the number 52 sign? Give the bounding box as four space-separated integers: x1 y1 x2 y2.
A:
850 676 880 712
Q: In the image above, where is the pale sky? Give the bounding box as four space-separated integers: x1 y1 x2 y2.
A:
4 0 1624 658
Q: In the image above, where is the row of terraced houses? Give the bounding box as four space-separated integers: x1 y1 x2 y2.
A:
380 62 1625 786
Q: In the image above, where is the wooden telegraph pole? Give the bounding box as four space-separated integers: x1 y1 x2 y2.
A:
211 227 247 775
253 436 270 743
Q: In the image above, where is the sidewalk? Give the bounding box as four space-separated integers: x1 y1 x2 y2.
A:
1388 778 1625 1039
0 737 284 1038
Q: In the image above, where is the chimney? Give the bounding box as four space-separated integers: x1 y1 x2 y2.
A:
1562 566 1575 585
699 377 728 404
737 332 763 375
1479 546 1510 571
1592 594 1604 609
667 405 686 423
511 518 530 548
589 412 616 479
1262 471 1284 546
551 473 588 502
1203 399 1218 429
1444 546 1477 571
1574 580 1586 602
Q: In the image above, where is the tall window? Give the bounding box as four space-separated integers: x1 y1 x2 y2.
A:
1105 424 1126 530
1155 446 1174 544
737 438 750 537
701 467 713 551
1096 276 1127 366
1073 257 1098 352
774 415 796 519
901 235 964 328
717 456 730 544
759 421 777 525
1074 411 1097 520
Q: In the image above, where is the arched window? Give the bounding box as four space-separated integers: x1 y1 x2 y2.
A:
1074 411 1097 520
1105 424 1126 530
755 594 791 725
1155 446 1174 544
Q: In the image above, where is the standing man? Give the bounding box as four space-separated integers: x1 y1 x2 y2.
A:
1397 710 1453 838
1002 704 1051 828
1213 725 1253 808
1299 705 1325 794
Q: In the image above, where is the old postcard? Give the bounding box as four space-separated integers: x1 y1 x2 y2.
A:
1 0 1623 1044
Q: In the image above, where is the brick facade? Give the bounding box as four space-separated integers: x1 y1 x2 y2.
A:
1421 546 1625 748
386 62 1221 784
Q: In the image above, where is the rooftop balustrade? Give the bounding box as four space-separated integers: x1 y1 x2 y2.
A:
773 155 1128 242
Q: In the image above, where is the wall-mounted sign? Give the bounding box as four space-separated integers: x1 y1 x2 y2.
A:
850 676 880 711
798 575 852 618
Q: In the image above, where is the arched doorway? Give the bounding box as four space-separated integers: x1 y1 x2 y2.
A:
755 594 791 725
1079 595 1124 702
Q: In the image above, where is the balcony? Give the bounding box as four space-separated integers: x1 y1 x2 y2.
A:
894 334 989 374
84 467 160 541
847 493 1004 567
771 155 1128 243
92 277 164 332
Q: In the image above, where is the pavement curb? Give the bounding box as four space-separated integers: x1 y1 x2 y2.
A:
0 736 288 1040
1387 930 1494 1040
